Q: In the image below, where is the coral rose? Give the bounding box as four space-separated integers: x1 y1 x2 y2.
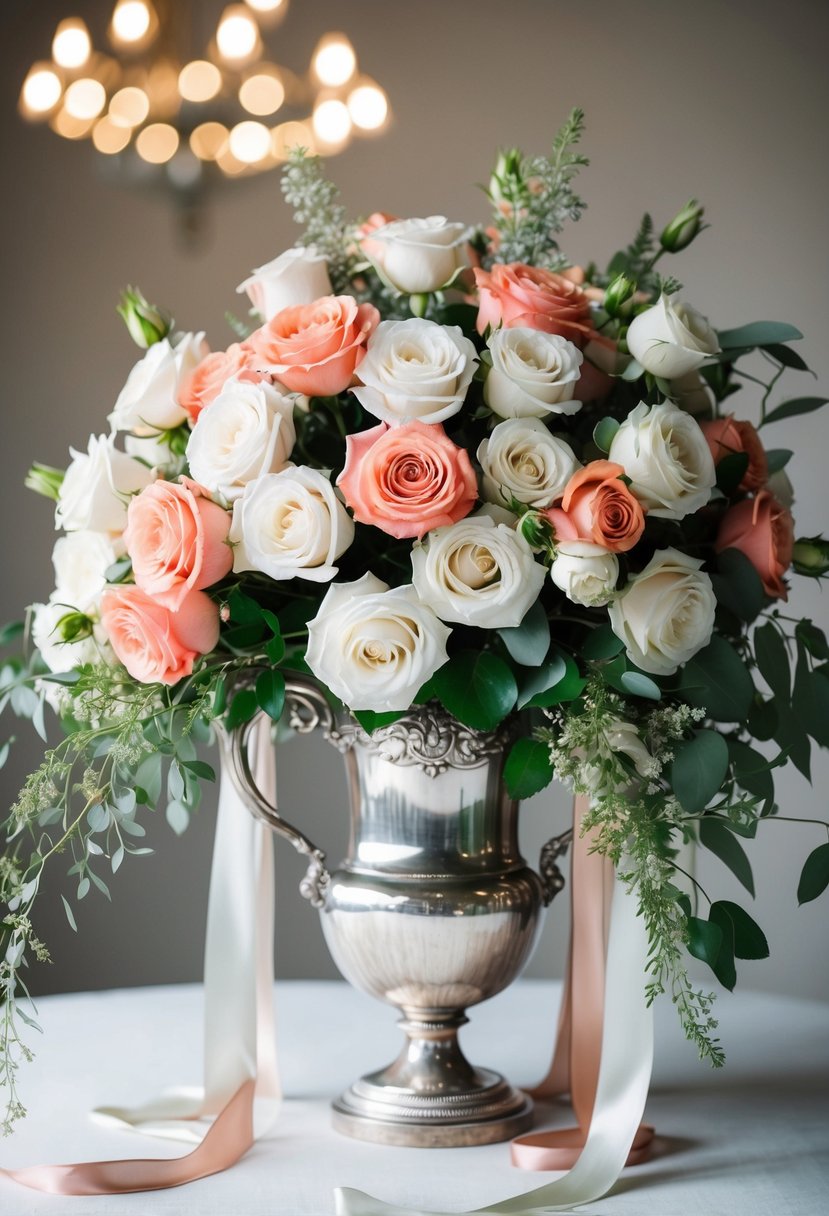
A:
545 460 646 553
124 477 232 610
246 295 379 397
716 489 794 600
178 344 268 424
474 263 595 344
700 415 768 492
100 585 219 686
337 420 478 540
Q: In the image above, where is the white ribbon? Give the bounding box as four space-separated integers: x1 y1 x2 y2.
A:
92 716 281 1145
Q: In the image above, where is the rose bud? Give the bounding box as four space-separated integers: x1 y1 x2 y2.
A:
659 199 706 253
603 273 636 318
791 535 829 578
117 286 173 349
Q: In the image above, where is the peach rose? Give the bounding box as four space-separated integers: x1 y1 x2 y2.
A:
124 477 232 610
474 263 595 344
337 420 478 540
100 585 219 686
545 460 646 553
246 295 380 397
716 489 794 600
178 344 268 424
700 415 768 492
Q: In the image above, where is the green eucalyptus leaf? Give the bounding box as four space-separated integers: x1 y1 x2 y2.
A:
432 651 518 732
753 622 790 698
747 695 778 741
0 620 24 647
797 843 829 905
180 759 217 782
717 321 803 349
699 816 755 896
225 688 259 732
498 600 551 668
672 730 729 814
678 636 754 722
504 738 555 800
593 416 620 454
516 652 566 709
762 396 828 427
686 915 723 967
619 670 662 701
707 903 737 990
61 895 78 932
255 668 286 722
765 449 794 474
582 625 625 661
166 800 190 836
764 344 810 371
353 709 404 733
795 621 829 661
727 739 773 806
710 900 769 960
711 549 765 622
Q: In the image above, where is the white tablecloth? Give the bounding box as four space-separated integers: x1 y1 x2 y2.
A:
1 980 827 1215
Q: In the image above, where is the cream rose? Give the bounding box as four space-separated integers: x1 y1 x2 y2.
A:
55 435 153 534
351 318 478 426
305 573 450 712
550 541 619 607
608 548 716 675
411 511 545 628
625 294 720 379
186 378 297 501
236 247 333 320
230 466 354 583
478 418 579 508
109 332 209 434
484 328 584 419
365 216 469 294
609 401 716 519
51 530 122 611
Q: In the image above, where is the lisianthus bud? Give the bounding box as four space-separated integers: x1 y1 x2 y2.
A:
54 608 95 644
519 509 556 553
117 286 173 349
659 200 705 253
792 535 829 577
25 462 64 502
603 273 636 318
489 148 524 205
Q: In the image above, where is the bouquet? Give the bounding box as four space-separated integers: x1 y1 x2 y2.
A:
2 109 828 1133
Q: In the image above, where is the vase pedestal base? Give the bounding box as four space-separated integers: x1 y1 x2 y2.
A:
331 1010 534 1147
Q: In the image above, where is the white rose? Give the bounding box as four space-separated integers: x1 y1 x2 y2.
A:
305 573 450 712
626 294 720 379
236 247 332 321
670 370 713 418
366 216 469 294
230 466 354 583
608 547 716 676
109 332 209 435
411 511 545 628
550 541 619 607
32 600 103 674
351 318 478 426
478 417 579 508
186 377 297 501
485 328 584 419
55 435 153 534
609 400 716 519
51 530 122 611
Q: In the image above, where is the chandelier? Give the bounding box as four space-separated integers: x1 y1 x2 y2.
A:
18 1 391 195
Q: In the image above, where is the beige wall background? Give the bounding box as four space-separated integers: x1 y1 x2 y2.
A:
1 0 827 1007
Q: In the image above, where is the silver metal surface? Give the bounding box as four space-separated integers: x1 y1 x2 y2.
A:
227 676 569 1145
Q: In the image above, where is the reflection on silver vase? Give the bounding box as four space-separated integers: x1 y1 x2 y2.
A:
224 675 570 1147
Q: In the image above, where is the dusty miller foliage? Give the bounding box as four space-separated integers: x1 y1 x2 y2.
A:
280 149 354 294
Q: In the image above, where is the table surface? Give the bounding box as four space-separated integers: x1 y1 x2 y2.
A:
1 980 827 1216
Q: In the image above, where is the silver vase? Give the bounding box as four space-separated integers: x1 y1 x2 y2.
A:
223 675 571 1147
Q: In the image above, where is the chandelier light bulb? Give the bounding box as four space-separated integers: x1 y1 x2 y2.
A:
52 18 92 70
239 68 284 116
272 120 315 160
21 65 63 116
216 6 260 62
178 60 222 103
228 120 271 163
190 121 229 161
312 98 352 146
244 0 286 13
64 78 107 121
92 115 131 154
347 83 388 131
111 1 153 44
312 34 356 87
135 122 179 164
108 86 150 128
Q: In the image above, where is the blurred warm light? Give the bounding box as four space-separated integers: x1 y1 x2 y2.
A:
178 60 222 103
313 97 351 145
136 121 179 163
190 121 228 161
239 68 284 116
20 65 63 117
51 106 95 139
52 18 91 69
312 34 356 87
272 119 314 159
229 120 271 163
216 144 246 176
347 82 388 131
108 86 149 128
216 6 260 62
245 0 286 12
92 114 131 153
111 1 153 44
146 59 180 117
64 78 107 120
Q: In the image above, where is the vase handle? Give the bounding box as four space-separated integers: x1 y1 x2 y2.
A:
538 826 573 906
217 673 336 908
